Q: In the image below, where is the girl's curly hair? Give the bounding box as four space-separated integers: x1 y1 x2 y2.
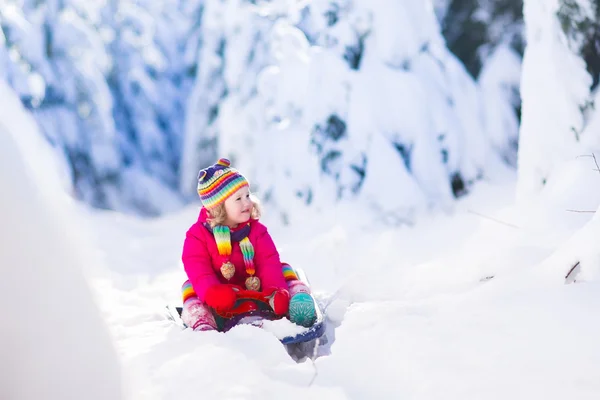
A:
206 194 262 228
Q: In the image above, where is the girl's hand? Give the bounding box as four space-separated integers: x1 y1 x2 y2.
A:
204 284 241 312
264 288 290 316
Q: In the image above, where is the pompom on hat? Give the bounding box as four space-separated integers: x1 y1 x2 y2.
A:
197 158 249 208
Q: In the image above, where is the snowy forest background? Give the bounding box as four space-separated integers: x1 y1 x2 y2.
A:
2 0 600 222
1 0 527 223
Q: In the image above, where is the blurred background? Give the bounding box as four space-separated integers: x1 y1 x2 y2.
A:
1 0 530 225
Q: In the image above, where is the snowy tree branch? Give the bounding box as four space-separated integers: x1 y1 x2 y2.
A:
467 210 520 229
592 153 600 177
576 154 600 176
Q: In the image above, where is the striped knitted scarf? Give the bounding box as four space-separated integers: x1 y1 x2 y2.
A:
209 224 259 291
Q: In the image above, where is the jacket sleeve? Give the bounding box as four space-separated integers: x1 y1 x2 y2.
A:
182 228 220 301
253 224 288 291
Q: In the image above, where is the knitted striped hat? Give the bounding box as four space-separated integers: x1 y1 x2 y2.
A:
197 158 249 208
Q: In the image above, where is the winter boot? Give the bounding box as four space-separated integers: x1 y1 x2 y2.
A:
282 264 317 327
288 292 317 327
181 298 218 331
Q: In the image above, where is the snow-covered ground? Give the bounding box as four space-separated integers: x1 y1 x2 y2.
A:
78 157 600 399
0 80 122 400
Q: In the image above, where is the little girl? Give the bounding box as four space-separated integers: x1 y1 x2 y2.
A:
180 158 316 331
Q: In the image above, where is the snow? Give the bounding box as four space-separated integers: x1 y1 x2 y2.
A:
0 79 123 400
478 43 521 166
261 318 310 339
517 0 594 201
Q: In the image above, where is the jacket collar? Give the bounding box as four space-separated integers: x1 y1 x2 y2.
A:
198 207 251 242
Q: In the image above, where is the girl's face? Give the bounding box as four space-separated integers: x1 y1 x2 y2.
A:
223 186 252 227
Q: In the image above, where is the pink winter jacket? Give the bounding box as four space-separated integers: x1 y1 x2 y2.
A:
182 208 288 301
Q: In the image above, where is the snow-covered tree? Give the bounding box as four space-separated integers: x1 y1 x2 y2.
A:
437 1 523 164
0 0 201 215
517 0 600 200
179 0 274 196
440 0 524 79
181 0 522 225
105 0 199 200
0 1 124 208
2 0 523 221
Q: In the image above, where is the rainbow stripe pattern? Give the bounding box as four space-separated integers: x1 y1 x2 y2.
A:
212 226 257 281
240 237 255 275
182 280 197 304
197 158 249 208
282 264 299 281
213 226 233 256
